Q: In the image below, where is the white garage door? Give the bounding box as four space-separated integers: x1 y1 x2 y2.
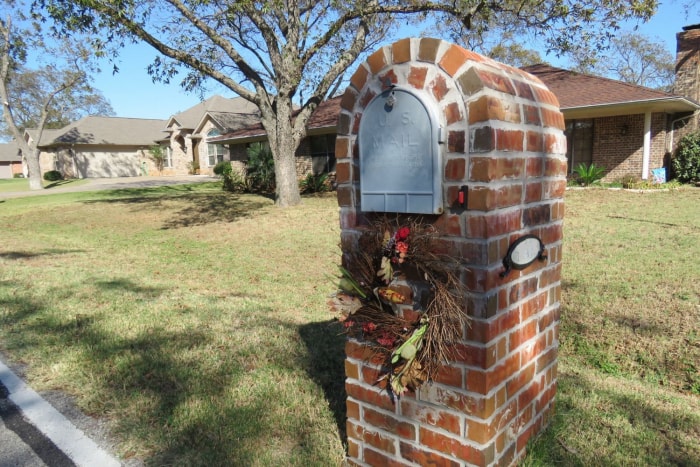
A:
0 163 13 179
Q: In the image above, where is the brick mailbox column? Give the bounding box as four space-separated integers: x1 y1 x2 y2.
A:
335 38 566 466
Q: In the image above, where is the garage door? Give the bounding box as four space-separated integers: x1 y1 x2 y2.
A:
0 163 13 179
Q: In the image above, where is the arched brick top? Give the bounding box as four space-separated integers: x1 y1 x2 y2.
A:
336 37 567 228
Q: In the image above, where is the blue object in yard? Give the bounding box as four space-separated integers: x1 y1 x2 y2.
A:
651 167 666 184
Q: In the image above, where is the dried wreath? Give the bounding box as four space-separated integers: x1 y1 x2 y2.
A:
329 217 469 397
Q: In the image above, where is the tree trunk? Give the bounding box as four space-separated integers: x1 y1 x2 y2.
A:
26 147 43 190
263 97 302 208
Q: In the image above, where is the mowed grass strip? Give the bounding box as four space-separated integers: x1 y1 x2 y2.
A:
0 183 698 465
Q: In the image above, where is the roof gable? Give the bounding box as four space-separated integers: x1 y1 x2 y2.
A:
167 95 258 130
0 142 21 162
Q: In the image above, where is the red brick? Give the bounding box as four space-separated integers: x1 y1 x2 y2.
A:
345 340 387 365
335 136 351 159
419 384 497 419
467 184 522 211
433 364 464 388
364 407 417 440
379 69 398 89
434 214 462 236
345 360 360 380
347 419 364 441
526 157 544 177
506 362 535 400
497 129 524 151
445 158 466 181
399 442 461 467
444 101 461 125
347 399 360 421
544 179 567 199
545 157 567 177
475 68 516 95
361 365 384 386
466 209 522 239
359 89 376 108
347 438 360 459
408 66 428 89
448 130 465 153
536 347 557 373
541 108 565 130
363 447 408 466
513 80 535 100
533 87 559 107
430 73 449 101
509 320 537 352
525 181 543 203
526 130 544 152
523 105 541 126
400 400 461 435
419 427 494 465
335 161 351 184
466 353 521 393
523 204 551 227
346 381 396 411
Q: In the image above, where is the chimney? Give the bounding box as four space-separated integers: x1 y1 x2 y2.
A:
674 24 700 132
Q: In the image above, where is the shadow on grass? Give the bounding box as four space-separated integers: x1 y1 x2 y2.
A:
298 319 348 441
83 191 272 229
0 249 86 260
527 369 700 466
0 282 347 464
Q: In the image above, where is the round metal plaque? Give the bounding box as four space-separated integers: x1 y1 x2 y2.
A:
501 235 547 277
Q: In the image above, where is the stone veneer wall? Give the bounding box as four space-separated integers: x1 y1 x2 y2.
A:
336 38 567 466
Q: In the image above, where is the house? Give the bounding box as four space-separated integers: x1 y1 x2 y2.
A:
208 96 340 178
158 95 260 176
0 142 22 179
26 117 167 178
22 95 261 179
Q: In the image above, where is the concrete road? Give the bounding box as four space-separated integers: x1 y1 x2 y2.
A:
0 175 220 200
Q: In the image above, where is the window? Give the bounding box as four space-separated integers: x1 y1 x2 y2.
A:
309 134 336 175
207 129 224 166
164 146 173 168
565 119 593 172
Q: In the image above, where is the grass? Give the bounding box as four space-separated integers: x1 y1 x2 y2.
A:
0 182 698 465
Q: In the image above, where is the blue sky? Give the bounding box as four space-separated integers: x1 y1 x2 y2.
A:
93 2 700 120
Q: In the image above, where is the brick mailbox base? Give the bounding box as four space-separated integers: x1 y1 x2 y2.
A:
336 38 566 466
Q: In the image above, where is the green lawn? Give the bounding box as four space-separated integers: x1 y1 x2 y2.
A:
0 183 698 465
0 177 89 192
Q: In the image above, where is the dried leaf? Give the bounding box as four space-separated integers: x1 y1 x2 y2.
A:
376 256 393 284
327 293 362 318
377 287 406 304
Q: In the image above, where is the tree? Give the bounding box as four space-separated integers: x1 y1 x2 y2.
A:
569 32 675 91
0 1 112 190
0 64 115 141
37 0 658 206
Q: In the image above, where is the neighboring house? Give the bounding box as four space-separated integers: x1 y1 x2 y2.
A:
0 141 23 179
523 64 699 181
159 95 260 176
208 96 340 178
25 117 167 178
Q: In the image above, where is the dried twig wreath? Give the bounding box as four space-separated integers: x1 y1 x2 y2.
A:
329 217 470 397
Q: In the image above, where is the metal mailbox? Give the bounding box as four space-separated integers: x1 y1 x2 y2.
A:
359 87 443 214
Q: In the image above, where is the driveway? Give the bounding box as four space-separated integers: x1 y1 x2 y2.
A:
0 175 220 200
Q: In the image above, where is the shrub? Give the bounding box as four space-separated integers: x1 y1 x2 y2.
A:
619 175 639 189
671 132 700 183
213 160 231 176
43 170 63 182
573 163 606 186
13 173 24 178
149 145 166 173
299 173 331 194
246 143 275 193
187 160 200 175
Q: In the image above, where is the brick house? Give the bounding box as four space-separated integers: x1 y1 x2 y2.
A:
208 96 341 179
157 95 260 176
0 142 22 178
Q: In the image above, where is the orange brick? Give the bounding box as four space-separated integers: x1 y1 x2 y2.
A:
350 65 369 91
367 47 388 73
419 427 494 465
444 101 461 124
496 129 524 151
430 73 449 101
445 158 466 181
346 381 395 411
